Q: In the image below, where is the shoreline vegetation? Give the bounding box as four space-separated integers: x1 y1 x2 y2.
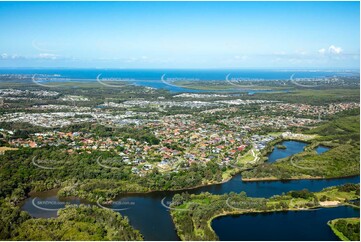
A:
242 174 359 182
328 218 360 241
56 165 242 203
242 116 360 181
170 184 360 241
11 205 143 241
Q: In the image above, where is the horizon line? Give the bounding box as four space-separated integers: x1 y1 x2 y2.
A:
0 67 359 71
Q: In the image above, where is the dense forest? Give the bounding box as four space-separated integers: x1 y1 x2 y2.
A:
11 205 143 240
0 146 227 240
0 202 142 240
0 145 230 203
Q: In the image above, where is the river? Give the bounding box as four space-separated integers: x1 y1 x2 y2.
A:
22 174 360 240
21 141 359 240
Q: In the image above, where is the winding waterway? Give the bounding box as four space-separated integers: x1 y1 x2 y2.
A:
21 142 359 240
22 174 360 240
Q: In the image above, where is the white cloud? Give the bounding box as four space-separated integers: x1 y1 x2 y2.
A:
0 53 25 60
0 53 71 61
318 48 326 54
318 45 343 55
328 45 342 54
0 53 8 59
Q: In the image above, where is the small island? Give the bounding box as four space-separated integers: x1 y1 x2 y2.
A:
328 218 360 241
276 144 287 149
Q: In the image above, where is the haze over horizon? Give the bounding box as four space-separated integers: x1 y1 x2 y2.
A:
0 1 359 69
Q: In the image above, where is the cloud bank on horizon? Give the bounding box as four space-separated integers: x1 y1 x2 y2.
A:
0 1 359 69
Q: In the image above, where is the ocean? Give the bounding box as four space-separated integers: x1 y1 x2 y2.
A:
0 68 358 80
0 68 359 93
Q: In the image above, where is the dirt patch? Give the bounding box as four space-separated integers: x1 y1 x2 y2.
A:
319 201 341 206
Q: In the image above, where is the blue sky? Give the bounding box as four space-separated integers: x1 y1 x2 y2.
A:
0 1 359 69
